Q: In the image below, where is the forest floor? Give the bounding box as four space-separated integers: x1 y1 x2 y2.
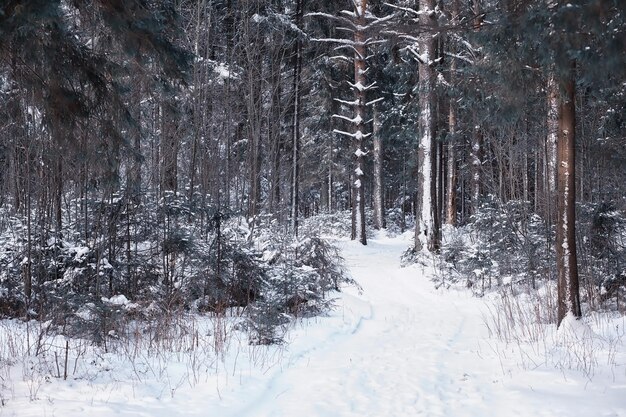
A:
1 231 625 416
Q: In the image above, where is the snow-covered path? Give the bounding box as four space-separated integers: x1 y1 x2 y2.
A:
214 234 625 417
229 236 498 417
3 234 625 417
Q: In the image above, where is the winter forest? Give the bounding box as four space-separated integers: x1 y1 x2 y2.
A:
0 1 625 416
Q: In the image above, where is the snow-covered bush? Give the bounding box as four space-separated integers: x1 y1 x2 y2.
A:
439 197 626 312
245 223 351 344
0 195 349 345
438 196 549 294
577 202 626 310
384 206 415 237
299 207 414 241
300 210 352 238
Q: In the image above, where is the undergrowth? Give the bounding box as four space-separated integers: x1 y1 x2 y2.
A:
427 196 626 378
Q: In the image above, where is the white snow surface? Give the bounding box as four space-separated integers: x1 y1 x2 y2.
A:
2 232 625 416
102 294 130 306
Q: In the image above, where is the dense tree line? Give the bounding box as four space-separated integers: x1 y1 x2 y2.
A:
0 0 624 331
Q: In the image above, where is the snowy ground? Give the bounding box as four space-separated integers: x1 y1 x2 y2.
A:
1 232 625 416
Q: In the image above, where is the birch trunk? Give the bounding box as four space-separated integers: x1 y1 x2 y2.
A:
446 103 457 225
545 73 559 222
415 0 438 252
373 106 384 230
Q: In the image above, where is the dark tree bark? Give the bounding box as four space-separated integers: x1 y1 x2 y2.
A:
556 61 582 326
54 156 63 232
243 11 263 220
470 123 483 213
353 0 368 245
160 102 179 195
469 0 484 215
445 0 460 226
291 0 303 236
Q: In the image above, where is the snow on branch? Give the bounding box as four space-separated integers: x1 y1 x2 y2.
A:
461 39 482 55
366 97 384 106
305 12 356 29
329 55 353 63
337 26 357 34
348 81 377 92
307 11 392 32
250 12 307 38
340 10 357 19
398 34 420 43
334 129 372 140
351 0 362 17
444 51 474 65
437 73 451 87
383 2 435 17
366 12 398 26
380 29 402 37
332 114 364 124
308 8 396 30
334 98 360 106
407 46 428 64
367 39 388 47
310 38 364 46
332 44 364 60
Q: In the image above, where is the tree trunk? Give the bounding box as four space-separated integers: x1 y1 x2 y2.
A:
160 102 179 195
470 124 482 213
469 0 483 214
268 35 283 217
415 0 438 252
328 160 333 212
545 73 559 222
350 172 356 240
446 100 458 225
291 0 303 236
127 73 142 204
372 105 384 230
188 2 205 205
54 156 63 232
246 35 263 221
446 0 459 226
435 128 443 246
24 139 32 304
353 0 368 245
556 61 582 326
